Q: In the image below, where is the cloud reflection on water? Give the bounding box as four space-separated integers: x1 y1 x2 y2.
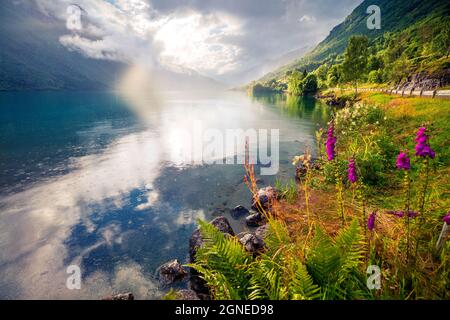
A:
0 82 327 298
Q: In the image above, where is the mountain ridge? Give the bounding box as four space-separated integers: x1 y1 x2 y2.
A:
256 0 450 84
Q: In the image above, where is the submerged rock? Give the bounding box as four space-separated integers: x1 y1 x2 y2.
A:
230 205 250 219
246 211 266 227
238 232 265 256
102 292 134 300
251 186 278 212
159 259 187 284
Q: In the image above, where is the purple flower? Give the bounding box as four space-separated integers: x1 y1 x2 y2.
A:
386 210 419 218
396 152 410 170
443 213 450 225
325 122 336 161
415 127 435 159
347 158 357 183
367 211 376 231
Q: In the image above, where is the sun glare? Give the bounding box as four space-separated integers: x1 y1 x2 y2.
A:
154 12 242 74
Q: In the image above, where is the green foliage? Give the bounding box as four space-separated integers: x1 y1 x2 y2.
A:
254 1 449 90
191 218 368 300
342 35 369 92
368 69 383 84
287 70 304 95
302 73 319 95
189 220 252 300
275 179 297 203
163 288 178 300
257 0 449 85
250 80 286 95
326 64 342 87
287 71 318 96
306 220 369 299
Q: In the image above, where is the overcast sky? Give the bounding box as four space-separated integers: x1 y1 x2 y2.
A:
29 0 363 82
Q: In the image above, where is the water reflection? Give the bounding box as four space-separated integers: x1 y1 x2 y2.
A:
0 90 329 299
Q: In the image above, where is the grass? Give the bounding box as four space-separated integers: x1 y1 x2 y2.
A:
269 92 450 299
188 91 450 300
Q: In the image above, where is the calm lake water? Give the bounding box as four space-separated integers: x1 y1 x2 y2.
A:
0 90 329 299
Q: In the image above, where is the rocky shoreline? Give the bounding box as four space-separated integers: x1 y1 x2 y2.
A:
100 186 279 300
160 186 278 300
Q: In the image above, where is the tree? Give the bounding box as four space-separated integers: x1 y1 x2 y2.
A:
342 35 369 95
315 64 328 82
389 53 411 85
368 70 383 83
367 55 383 72
287 70 304 95
302 73 318 95
326 64 342 88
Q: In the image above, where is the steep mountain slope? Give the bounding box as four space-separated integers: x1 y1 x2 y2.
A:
0 1 125 91
259 0 450 82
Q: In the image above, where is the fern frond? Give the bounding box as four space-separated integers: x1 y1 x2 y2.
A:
247 251 289 300
334 219 366 285
189 220 252 300
306 225 341 287
289 260 321 300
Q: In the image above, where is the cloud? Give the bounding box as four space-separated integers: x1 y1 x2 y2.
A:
30 0 363 83
299 15 316 23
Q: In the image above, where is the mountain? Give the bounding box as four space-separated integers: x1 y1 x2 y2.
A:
0 1 125 91
220 46 311 86
257 0 450 83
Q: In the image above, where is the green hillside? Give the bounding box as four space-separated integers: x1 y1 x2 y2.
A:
254 0 450 92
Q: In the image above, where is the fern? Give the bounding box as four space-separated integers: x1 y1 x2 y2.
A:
247 249 289 300
306 225 341 288
334 219 366 284
190 218 369 300
188 220 252 299
289 260 321 300
306 220 368 299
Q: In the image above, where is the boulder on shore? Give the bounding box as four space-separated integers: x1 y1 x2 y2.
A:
255 224 269 239
246 211 266 227
238 232 265 256
251 186 278 212
102 292 134 300
159 259 187 284
189 216 235 262
230 205 250 219
174 289 200 300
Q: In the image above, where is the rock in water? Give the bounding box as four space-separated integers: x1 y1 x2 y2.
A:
230 205 250 219
102 292 134 300
159 259 187 284
252 186 278 212
238 233 265 256
189 216 235 262
246 211 265 227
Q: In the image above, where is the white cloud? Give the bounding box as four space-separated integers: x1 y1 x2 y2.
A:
31 0 363 83
154 10 243 75
299 15 316 23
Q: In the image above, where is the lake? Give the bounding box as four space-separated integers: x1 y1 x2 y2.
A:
0 90 329 299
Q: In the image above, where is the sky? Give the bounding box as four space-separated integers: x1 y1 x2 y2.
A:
28 0 363 83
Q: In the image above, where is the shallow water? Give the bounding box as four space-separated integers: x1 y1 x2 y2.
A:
0 90 329 299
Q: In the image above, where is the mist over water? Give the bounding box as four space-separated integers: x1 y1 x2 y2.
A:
0 87 329 299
